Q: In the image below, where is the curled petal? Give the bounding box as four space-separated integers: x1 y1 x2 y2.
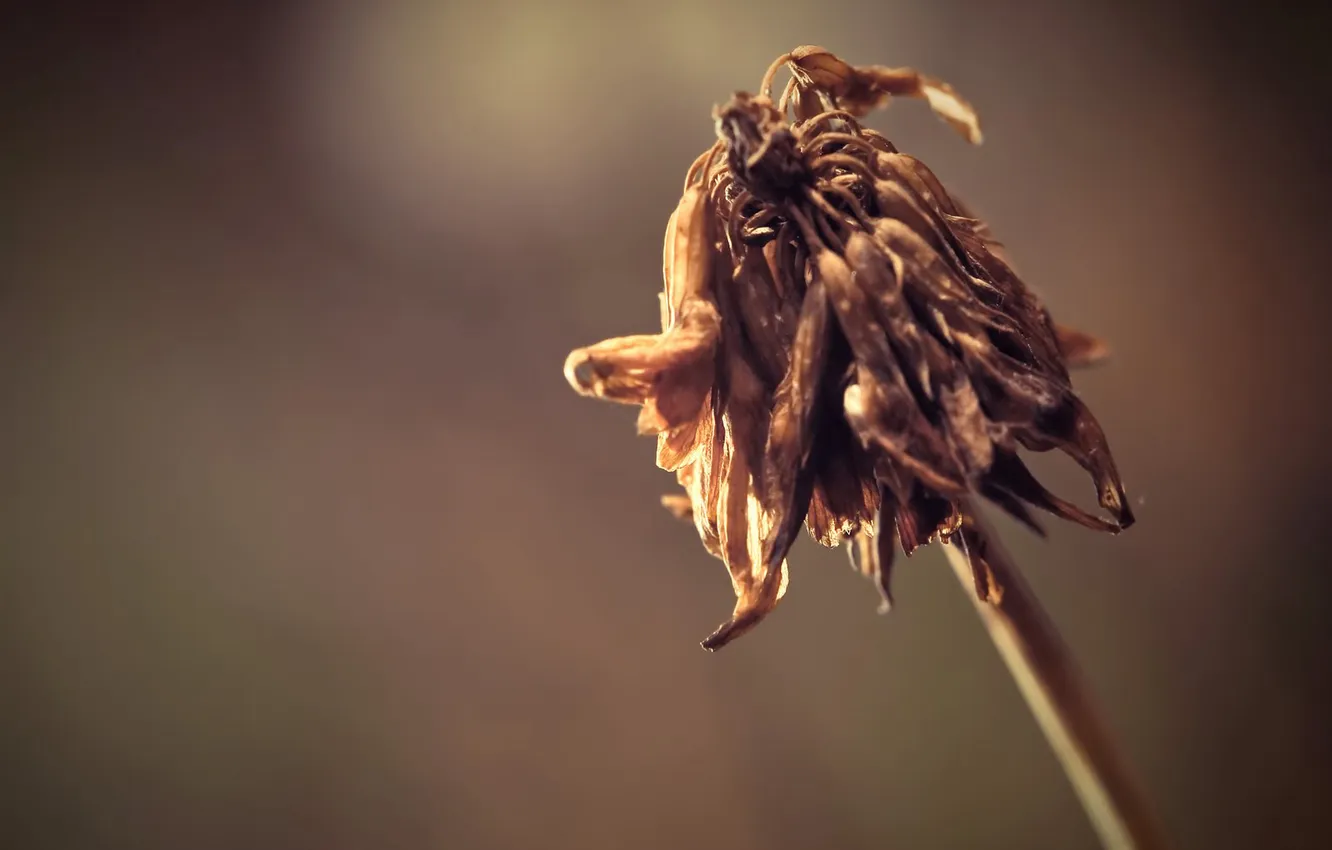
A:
1020 399 1135 529
787 46 983 143
701 556 789 651
984 450 1120 533
564 298 721 434
786 46 856 97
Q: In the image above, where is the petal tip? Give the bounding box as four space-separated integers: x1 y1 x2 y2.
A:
563 349 597 395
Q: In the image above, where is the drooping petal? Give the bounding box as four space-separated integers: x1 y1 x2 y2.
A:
787 46 983 143
563 297 721 435
756 276 832 583
847 482 899 612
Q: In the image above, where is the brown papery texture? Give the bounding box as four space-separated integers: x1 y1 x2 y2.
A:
564 46 1133 650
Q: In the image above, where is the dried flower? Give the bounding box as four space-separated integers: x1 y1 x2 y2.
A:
564 47 1133 650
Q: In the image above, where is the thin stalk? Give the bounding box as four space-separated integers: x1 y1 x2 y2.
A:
943 506 1170 850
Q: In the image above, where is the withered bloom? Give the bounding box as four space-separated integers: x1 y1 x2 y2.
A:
565 47 1133 651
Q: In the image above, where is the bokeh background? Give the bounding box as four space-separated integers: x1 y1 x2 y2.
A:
4 1 1330 848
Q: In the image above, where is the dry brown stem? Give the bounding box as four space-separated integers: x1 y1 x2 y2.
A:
945 508 1170 850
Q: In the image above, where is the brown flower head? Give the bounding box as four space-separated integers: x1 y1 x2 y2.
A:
564 47 1133 651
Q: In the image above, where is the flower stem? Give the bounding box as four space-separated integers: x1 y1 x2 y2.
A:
942 507 1170 850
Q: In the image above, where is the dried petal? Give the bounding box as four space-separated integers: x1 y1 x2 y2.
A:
756 277 832 579
985 450 1118 533
1054 324 1112 368
564 297 721 434
844 375 966 495
788 46 982 143
730 247 795 387
661 492 693 521
847 510 896 614
665 182 718 322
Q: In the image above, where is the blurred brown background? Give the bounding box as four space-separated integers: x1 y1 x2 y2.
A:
4 1 1330 848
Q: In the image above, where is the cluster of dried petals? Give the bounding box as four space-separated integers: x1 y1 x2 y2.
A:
564 47 1133 650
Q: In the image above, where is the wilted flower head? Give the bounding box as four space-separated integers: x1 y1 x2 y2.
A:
565 47 1133 650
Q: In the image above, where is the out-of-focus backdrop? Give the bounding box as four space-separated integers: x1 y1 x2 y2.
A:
4 2 1330 848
